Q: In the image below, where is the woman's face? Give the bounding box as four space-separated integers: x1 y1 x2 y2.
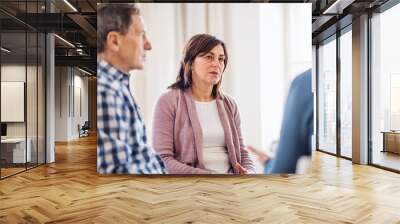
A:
191 44 226 88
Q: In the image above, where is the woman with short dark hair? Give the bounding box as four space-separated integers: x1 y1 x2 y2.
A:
152 34 255 174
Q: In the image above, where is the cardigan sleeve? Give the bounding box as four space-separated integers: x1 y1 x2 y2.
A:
229 97 256 174
152 91 212 174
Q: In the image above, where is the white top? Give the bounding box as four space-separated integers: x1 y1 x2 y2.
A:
195 100 231 173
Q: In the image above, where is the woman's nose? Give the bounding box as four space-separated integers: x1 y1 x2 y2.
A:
211 58 220 67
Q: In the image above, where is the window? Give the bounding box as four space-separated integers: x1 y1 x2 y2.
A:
317 37 337 154
339 29 352 158
371 2 400 171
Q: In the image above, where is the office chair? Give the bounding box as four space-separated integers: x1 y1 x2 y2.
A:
79 121 90 138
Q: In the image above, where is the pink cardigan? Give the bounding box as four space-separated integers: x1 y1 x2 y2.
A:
152 88 255 174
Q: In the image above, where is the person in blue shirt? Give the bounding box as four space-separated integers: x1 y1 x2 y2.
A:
248 69 313 173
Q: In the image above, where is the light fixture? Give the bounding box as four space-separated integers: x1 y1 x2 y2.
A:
322 0 355 15
76 48 86 56
1 47 11 53
78 67 92 76
54 34 75 48
63 0 78 12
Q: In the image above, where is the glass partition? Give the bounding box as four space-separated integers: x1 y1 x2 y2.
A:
371 3 400 171
317 37 337 155
339 29 352 158
1 29 28 178
0 0 46 179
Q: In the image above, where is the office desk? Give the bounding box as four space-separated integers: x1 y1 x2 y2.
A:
1 138 31 163
381 131 400 154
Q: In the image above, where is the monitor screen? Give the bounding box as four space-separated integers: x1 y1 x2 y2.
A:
1 123 7 137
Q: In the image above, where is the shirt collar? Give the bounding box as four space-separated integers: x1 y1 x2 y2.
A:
97 59 131 86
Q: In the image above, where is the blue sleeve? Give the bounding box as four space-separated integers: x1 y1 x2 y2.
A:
265 70 314 174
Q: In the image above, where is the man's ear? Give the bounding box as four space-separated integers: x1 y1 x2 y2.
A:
106 31 120 52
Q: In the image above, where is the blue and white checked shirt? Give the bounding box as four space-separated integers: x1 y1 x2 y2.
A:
97 59 167 174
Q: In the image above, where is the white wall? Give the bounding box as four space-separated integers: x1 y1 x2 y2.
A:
55 66 68 141
72 73 89 137
1 65 31 138
226 5 264 170
54 67 89 141
1 82 24 122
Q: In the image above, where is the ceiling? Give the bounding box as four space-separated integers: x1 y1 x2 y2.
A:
0 0 395 74
309 0 391 44
0 0 97 73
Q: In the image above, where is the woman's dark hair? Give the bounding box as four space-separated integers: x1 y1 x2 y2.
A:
168 34 228 97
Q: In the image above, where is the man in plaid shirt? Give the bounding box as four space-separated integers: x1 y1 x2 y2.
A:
97 3 166 174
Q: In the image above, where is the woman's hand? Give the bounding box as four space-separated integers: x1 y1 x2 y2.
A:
236 163 248 175
247 145 270 164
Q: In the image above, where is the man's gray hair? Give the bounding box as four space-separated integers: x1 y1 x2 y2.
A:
97 3 140 53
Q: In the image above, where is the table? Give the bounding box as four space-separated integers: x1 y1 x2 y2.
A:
1 138 31 163
381 131 400 154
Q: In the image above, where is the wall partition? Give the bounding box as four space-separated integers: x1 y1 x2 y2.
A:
0 0 46 179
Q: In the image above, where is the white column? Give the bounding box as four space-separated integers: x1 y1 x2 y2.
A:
45 1 55 163
46 33 55 163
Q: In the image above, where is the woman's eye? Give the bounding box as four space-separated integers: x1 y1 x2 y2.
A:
219 58 224 62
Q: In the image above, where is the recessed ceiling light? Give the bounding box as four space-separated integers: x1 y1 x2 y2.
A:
54 34 75 48
78 67 92 76
1 47 11 53
323 0 354 15
63 0 78 12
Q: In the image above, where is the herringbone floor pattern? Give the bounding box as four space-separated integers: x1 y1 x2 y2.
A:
1 134 400 223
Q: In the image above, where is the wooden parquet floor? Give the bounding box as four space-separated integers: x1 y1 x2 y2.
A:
0 167 26 178
1 134 400 223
